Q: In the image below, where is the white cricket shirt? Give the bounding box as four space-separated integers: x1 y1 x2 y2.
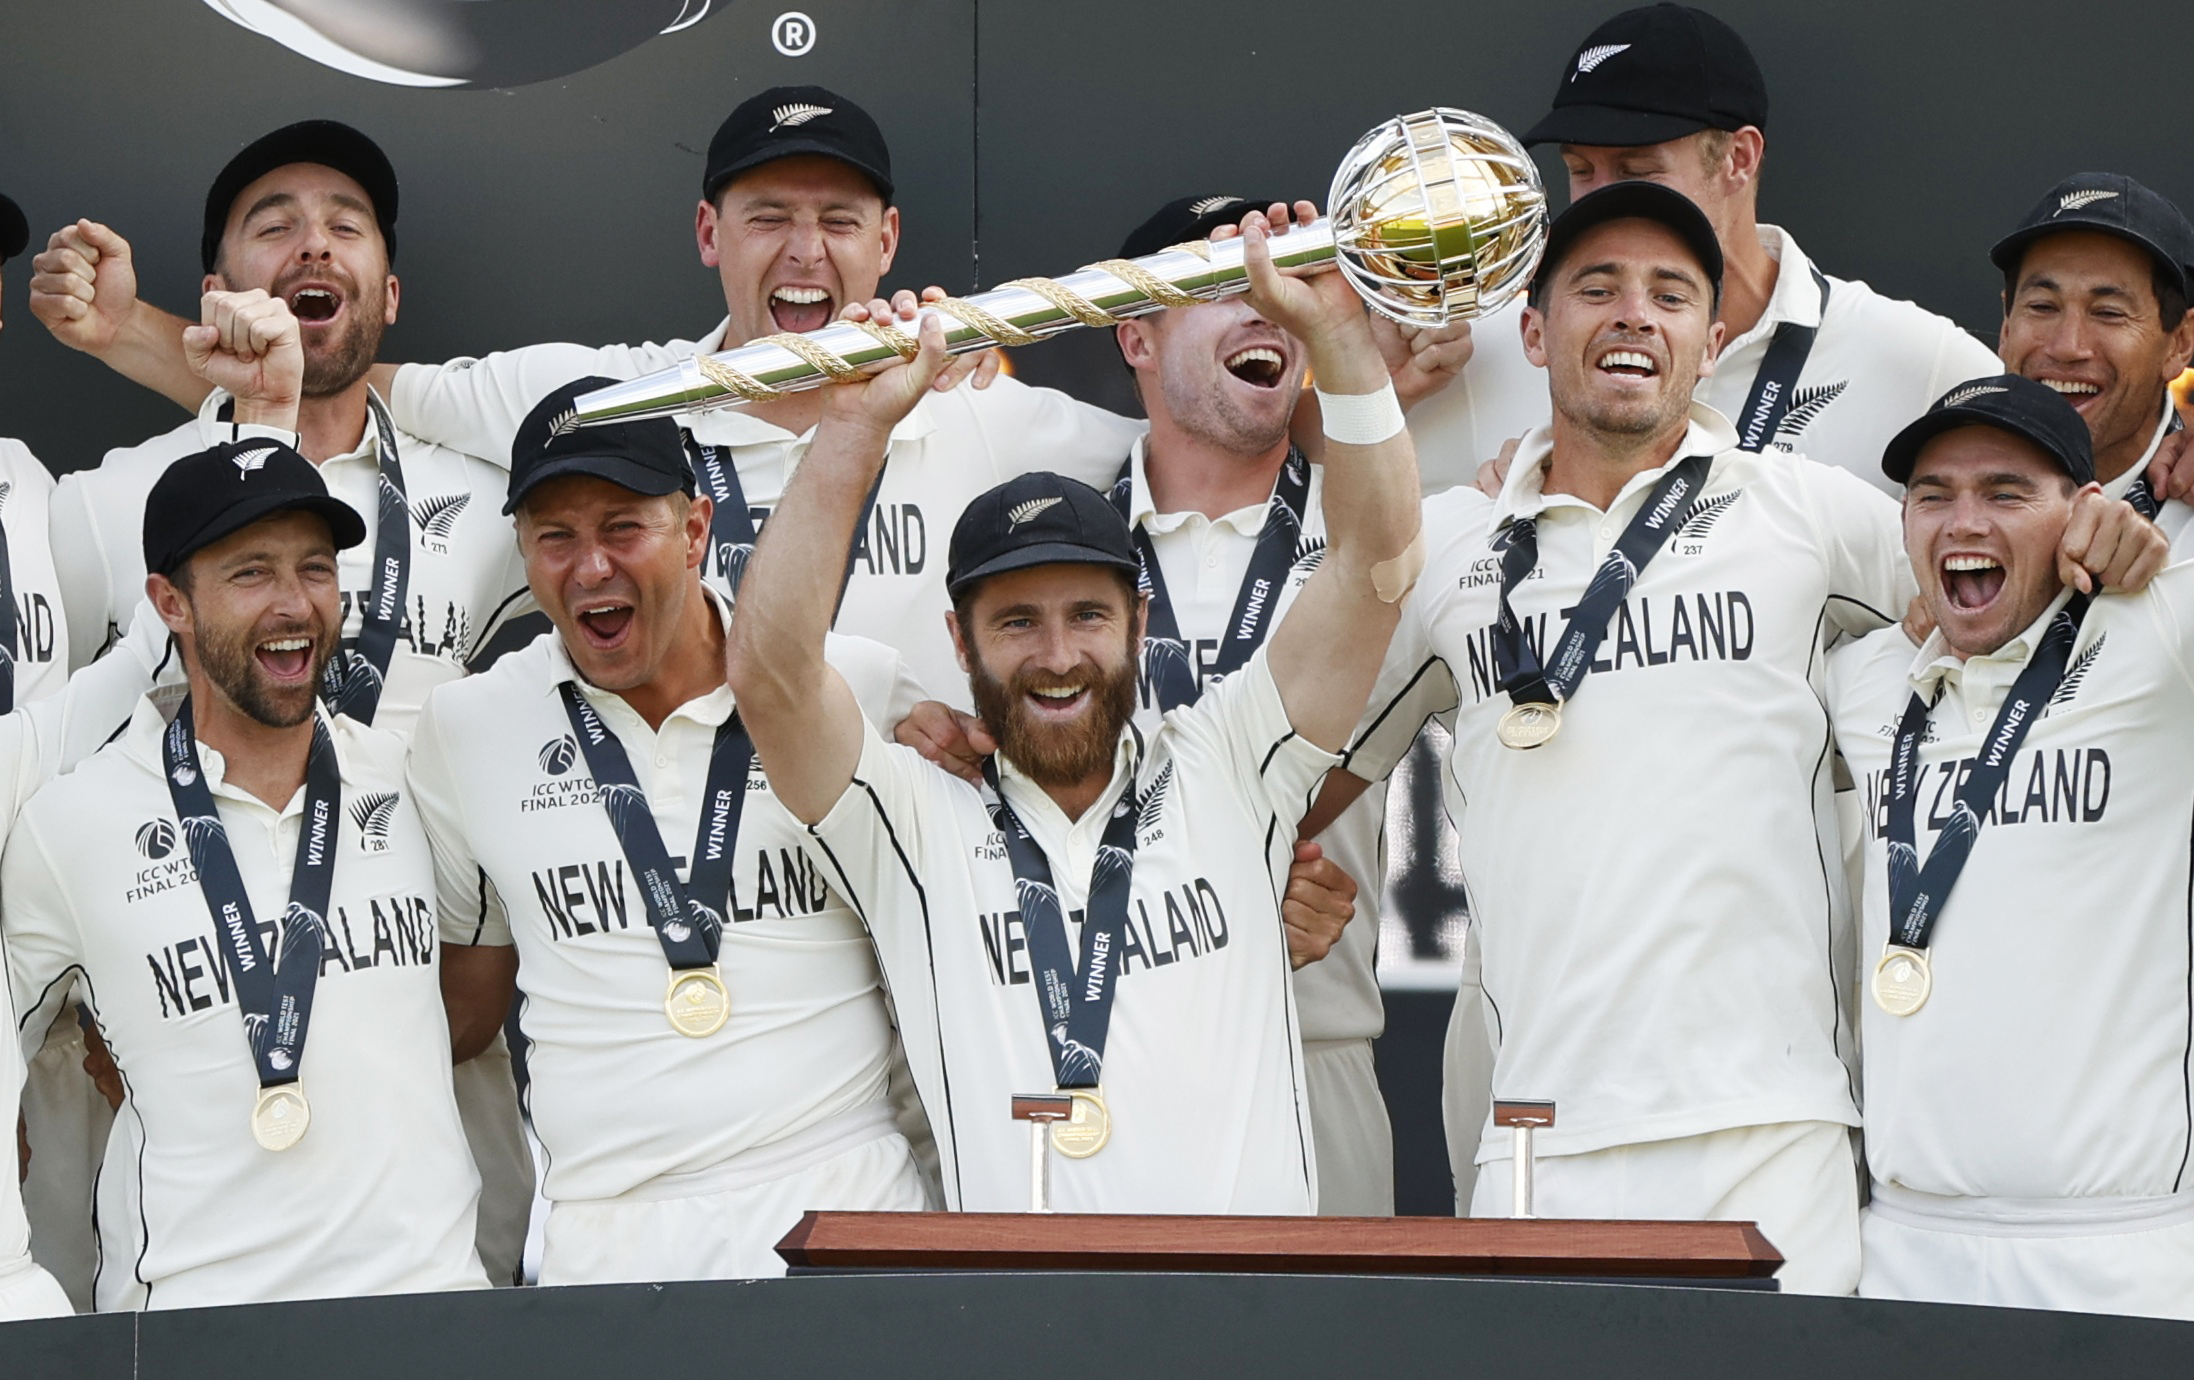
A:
0 438 72 705
1830 574 2194 1206
1408 226 2002 496
3 699 488 1310
807 648 1331 1213
49 392 534 739
390 322 1146 708
1117 440 1383 1044
2101 397 2194 554
409 593 924 1205
1349 404 1914 1162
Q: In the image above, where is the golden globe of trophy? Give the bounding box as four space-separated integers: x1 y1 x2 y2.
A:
569 108 1548 425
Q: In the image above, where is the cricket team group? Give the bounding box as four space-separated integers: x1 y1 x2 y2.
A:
0 1 2189 1326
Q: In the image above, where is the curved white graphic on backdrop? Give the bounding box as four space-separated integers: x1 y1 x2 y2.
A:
201 0 721 88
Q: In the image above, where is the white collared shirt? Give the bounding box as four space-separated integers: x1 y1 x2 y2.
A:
1348 403 1913 1160
390 321 1147 708
3 699 488 1310
0 438 71 705
1408 225 2003 496
407 593 923 1204
1830 573 2194 1206
49 392 534 740
807 648 1333 1213
1117 439 1383 1043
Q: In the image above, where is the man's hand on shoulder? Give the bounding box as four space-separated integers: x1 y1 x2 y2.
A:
893 699 996 784
184 290 303 430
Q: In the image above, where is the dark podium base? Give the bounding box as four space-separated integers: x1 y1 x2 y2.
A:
776 1210 1783 1287
6 1270 2190 1380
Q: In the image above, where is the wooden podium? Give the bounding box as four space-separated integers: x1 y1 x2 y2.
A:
776 1211 1782 1287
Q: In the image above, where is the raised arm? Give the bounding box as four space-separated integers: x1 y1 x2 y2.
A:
1239 208 1424 752
727 311 952 824
28 219 400 410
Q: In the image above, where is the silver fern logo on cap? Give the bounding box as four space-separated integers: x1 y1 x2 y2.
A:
548 408 582 437
2056 189 2120 215
1188 196 1240 216
231 445 277 478
770 103 831 131
1007 496 1064 528
1940 383 2009 409
1573 43 1630 77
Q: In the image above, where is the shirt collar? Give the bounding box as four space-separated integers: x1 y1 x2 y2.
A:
1721 226 1827 354
542 583 738 727
1492 401 1740 527
995 721 1144 832
1909 585 2080 700
195 387 393 465
2099 395 2179 503
685 316 937 448
1126 434 1293 538
123 692 338 813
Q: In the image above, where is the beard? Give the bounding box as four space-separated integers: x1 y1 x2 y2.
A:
268 265 388 398
969 642 1140 790
1156 355 1297 456
195 612 337 729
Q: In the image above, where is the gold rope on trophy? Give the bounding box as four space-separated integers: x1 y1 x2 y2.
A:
571 108 1547 427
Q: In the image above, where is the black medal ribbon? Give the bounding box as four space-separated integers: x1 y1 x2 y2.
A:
1491 454 1713 713
1109 446 1312 713
557 683 752 970
321 393 410 724
1731 268 1831 454
688 435 884 610
1884 594 2090 951
0 511 17 715
2123 411 2180 519
982 760 1143 1088
162 699 341 1092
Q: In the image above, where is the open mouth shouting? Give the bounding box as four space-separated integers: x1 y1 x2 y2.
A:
1223 345 1288 389
280 279 347 331
574 599 637 652
255 634 318 684
1596 347 1659 380
1941 552 2007 612
2035 375 2106 415
768 285 834 334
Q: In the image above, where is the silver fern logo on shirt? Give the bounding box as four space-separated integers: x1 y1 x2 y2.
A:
349 791 400 855
411 493 471 553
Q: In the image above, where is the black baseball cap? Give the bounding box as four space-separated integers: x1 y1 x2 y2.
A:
1881 374 2095 487
201 120 399 274
0 193 27 262
1989 172 2194 303
1119 195 1281 260
143 439 367 577
703 86 893 205
1525 4 1768 149
1531 180 1724 300
947 473 1140 600
506 377 696 515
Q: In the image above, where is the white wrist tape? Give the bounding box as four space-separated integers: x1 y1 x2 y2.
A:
1316 382 1405 447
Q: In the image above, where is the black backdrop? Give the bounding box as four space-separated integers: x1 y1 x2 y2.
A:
5 0 2193 466
2 0 2191 1215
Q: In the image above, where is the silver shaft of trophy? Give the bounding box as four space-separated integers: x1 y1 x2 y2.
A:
569 221 1339 427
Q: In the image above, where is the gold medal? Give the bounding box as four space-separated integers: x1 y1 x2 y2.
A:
252 1084 310 1152
1871 945 1932 1017
1496 701 1562 750
1049 1088 1111 1159
665 967 731 1037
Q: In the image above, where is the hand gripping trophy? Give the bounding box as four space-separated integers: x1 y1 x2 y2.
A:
569 108 1549 427
574 109 1547 1213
